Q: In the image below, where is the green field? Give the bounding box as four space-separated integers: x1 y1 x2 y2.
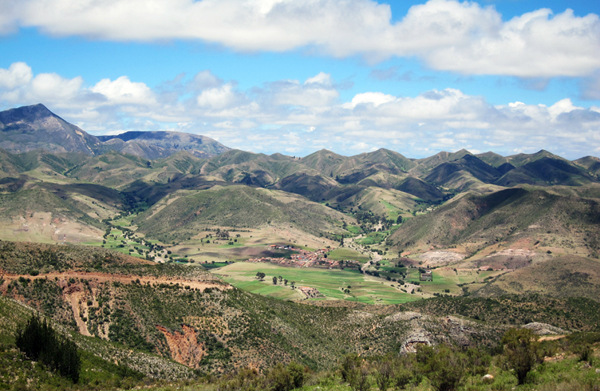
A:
403 268 507 296
355 232 387 245
346 225 362 235
380 200 402 220
326 248 369 262
214 262 419 305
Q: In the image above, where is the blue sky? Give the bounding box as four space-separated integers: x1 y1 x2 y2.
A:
1 0 599 159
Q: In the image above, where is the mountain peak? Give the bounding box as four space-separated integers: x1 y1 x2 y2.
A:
0 103 55 123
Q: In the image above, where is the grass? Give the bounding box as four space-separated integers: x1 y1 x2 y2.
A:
200 262 229 270
327 248 369 262
214 262 419 305
346 225 362 235
381 199 402 221
355 232 387 245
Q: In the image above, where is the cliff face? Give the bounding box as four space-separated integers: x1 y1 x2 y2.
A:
157 325 206 368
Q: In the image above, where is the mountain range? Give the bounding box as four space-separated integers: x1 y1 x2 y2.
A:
1 103 600 388
0 104 230 159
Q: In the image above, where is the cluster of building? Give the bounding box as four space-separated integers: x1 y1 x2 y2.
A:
297 286 322 298
420 270 433 281
247 245 360 270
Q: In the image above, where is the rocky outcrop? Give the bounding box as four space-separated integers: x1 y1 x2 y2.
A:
385 311 498 354
523 322 567 335
157 325 206 368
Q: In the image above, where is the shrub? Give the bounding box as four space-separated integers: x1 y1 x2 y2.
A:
340 353 361 384
373 360 393 391
501 328 541 385
419 344 467 391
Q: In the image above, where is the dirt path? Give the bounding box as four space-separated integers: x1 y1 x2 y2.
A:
1 271 230 291
343 235 382 272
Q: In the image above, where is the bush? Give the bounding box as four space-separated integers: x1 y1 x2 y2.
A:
373 360 393 391
340 353 361 384
419 344 467 391
575 343 593 364
501 328 541 385
264 362 307 391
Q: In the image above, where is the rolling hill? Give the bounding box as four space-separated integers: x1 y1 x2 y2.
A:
387 187 600 257
134 185 355 241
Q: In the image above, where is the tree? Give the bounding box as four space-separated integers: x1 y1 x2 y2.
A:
273 276 278 285
256 272 266 281
417 344 466 391
373 360 393 391
396 215 403 224
15 315 81 383
502 328 541 385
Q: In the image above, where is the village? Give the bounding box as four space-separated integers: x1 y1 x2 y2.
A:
247 245 361 270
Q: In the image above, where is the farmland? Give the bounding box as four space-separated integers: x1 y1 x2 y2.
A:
214 262 420 304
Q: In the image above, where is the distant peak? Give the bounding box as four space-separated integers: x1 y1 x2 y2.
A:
0 103 57 123
22 103 53 115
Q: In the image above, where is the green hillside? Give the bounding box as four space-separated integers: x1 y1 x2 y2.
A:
473 255 600 301
0 242 512 376
496 157 596 187
135 185 354 241
387 187 600 255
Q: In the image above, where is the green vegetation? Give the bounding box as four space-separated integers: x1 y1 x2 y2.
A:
15 315 81 383
143 329 600 391
216 262 420 304
355 232 387 245
403 294 600 332
326 248 369 262
135 186 354 242
2 133 600 389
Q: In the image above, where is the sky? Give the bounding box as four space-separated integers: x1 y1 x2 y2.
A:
1 0 600 159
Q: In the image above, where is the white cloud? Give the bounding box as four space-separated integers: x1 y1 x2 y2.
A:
304 72 332 86
0 62 32 89
0 64 83 107
3 0 600 77
258 74 339 108
190 70 222 91
547 99 580 120
0 2 19 34
343 92 395 109
424 8 600 77
30 73 84 101
197 83 245 110
1 61 600 159
91 76 156 105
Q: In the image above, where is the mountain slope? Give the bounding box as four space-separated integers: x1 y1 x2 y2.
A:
473 255 600 301
0 104 230 160
0 241 510 375
135 185 354 241
495 157 596 187
0 104 100 154
387 187 600 255
97 130 230 159
574 156 600 177
396 177 445 202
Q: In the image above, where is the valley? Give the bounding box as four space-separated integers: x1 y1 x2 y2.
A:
1 104 600 389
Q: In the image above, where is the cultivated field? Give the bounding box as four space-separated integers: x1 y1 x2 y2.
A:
213 262 420 305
